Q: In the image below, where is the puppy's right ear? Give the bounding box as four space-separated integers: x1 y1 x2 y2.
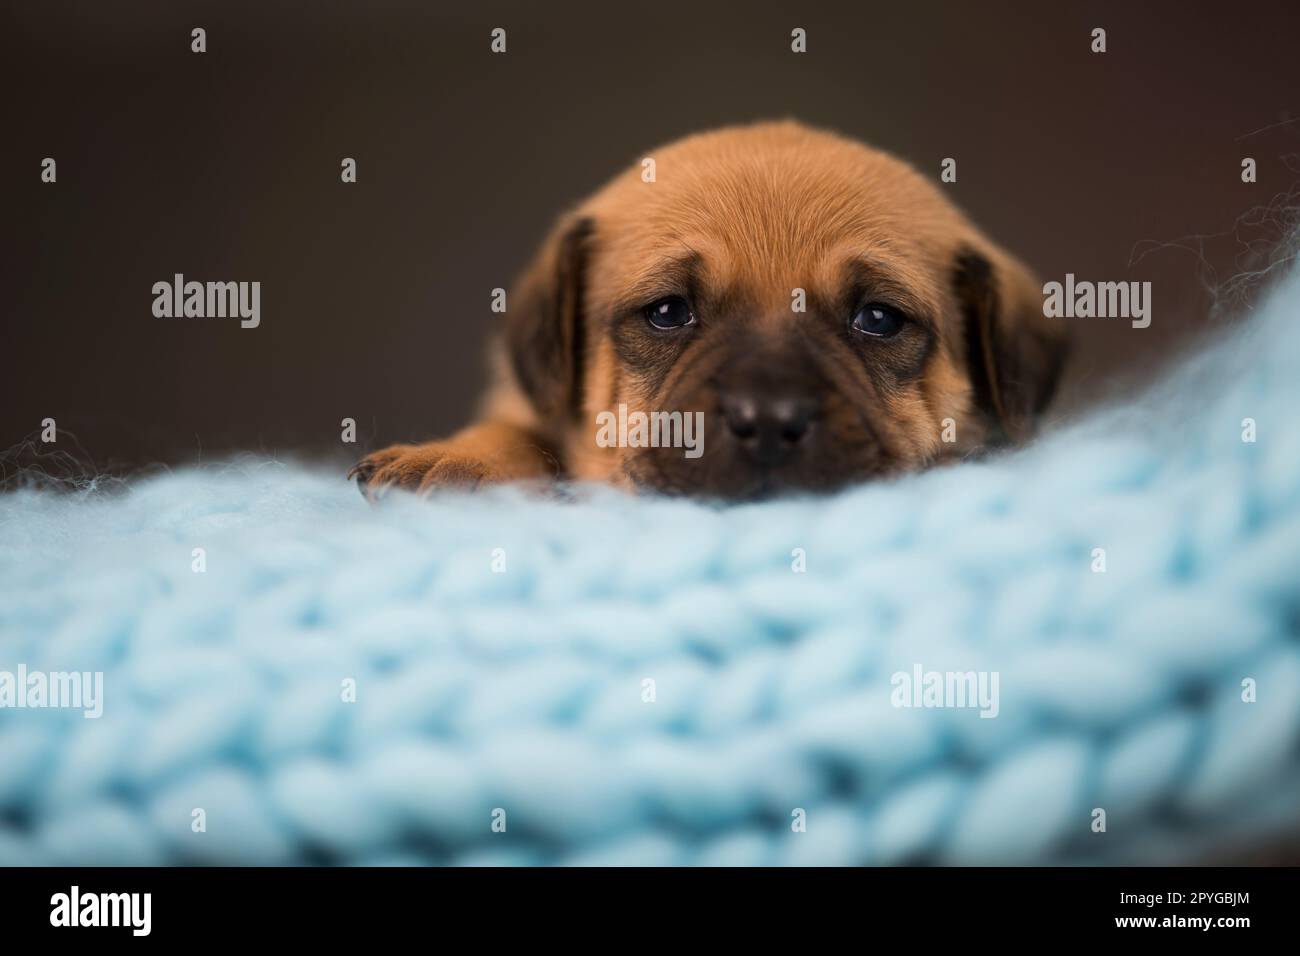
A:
506 214 595 423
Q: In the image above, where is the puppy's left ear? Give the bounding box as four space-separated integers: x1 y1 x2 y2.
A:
506 214 595 424
953 243 1069 445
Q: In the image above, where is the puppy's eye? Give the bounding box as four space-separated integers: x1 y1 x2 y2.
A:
850 303 907 338
644 296 696 330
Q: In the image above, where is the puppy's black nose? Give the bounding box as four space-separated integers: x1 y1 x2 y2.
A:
722 393 817 465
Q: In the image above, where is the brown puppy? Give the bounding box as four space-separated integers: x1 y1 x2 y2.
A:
352 121 1067 500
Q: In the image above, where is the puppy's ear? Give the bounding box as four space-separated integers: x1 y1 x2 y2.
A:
506 214 595 423
953 244 1069 445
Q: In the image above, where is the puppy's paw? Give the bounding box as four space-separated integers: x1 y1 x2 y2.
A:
349 443 497 500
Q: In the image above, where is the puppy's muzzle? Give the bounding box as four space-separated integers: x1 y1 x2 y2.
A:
712 346 824 470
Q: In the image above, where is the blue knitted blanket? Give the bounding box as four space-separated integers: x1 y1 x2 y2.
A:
3 275 1299 866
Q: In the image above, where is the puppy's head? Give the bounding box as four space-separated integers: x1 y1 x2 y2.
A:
507 121 1067 498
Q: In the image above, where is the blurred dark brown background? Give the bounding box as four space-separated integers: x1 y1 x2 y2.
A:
4 0 1299 474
